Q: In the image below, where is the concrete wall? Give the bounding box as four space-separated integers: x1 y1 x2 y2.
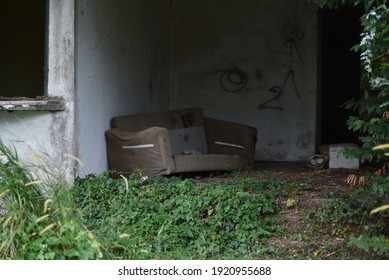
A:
171 0 318 161
1 0 320 181
0 0 77 180
75 0 171 175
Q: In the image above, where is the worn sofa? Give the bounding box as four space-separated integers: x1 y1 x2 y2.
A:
105 107 257 176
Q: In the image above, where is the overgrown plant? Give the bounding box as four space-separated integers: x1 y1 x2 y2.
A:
344 3 389 256
72 172 286 259
0 142 102 260
345 3 389 163
310 0 389 177
0 142 287 260
312 0 389 257
304 185 389 258
312 1 389 162
1 139 387 259
347 143 389 256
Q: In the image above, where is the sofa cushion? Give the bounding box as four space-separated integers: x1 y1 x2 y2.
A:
168 126 208 155
174 154 247 173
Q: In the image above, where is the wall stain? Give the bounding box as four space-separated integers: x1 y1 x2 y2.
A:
296 131 311 149
148 71 157 101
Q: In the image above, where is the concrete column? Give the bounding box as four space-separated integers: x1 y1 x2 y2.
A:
47 0 77 181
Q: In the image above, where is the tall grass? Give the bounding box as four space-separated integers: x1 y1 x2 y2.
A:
0 142 102 259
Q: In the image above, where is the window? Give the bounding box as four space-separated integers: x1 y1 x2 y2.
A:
0 1 46 99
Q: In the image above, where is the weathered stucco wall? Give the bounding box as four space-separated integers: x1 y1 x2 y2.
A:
75 0 171 175
0 0 77 180
171 0 318 161
1 0 320 181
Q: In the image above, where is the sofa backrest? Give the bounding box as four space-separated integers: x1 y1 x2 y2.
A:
111 107 204 131
111 107 208 155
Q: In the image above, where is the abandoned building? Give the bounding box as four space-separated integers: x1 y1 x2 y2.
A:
0 0 362 180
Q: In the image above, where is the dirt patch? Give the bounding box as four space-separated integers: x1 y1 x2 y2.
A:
251 162 384 259
192 161 377 259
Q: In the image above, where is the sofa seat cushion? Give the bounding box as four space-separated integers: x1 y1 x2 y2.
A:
168 126 208 155
173 154 247 173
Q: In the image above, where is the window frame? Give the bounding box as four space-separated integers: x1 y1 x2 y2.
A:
0 0 62 110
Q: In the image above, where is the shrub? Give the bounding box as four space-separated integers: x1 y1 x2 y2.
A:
311 0 389 259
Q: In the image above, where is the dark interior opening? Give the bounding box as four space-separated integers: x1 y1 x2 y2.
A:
0 0 46 98
320 6 364 145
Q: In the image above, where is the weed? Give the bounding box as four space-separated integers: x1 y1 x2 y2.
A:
72 173 286 259
303 186 388 259
0 142 102 260
2 140 387 259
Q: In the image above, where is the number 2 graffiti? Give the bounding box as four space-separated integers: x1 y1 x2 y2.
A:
258 68 301 111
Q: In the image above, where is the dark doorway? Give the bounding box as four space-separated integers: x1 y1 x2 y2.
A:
0 0 46 98
320 6 363 145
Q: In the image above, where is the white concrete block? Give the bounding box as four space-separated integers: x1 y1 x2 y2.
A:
329 143 360 169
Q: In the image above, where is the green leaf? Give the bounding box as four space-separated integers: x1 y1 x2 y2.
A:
64 248 81 258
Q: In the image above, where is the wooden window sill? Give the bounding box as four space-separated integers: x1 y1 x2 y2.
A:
0 97 65 111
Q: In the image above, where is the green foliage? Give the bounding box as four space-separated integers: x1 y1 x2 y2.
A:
2 142 387 260
311 0 389 256
310 0 388 11
344 4 389 163
348 235 389 255
72 173 286 259
0 142 102 260
0 146 290 260
306 186 388 258
311 0 389 163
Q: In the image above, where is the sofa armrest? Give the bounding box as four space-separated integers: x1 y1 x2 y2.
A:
204 117 257 166
105 127 176 176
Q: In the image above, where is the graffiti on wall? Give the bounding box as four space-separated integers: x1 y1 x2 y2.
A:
219 63 248 93
258 68 300 111
258 0 304 111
